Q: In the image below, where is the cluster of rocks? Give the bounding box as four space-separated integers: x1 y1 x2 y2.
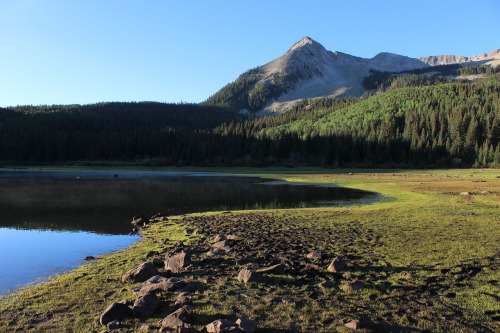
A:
99 214 369 331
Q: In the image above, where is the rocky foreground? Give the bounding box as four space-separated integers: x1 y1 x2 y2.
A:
97 211 499 332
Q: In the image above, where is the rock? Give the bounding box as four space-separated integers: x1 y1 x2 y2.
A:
140 324 154 331
257 263 285 274
342 280 365 291
152 258 164 267
459 192 470 196
318 280 334 289
480 191 490 194
205 319 234 333
99 302 133 326
212 240 231 249
107 319 121 329
212 235 224 243
165 251 191 273
344 319 360 329
122 262 159 284
184 228 195 235
132 215 149 226
133 295 161 317
236 318 257 332
175 292 193 306
238 269 267 283
306 251 322 259
327 256 348 273
161 306 192 329
85 256 96 260
131 276 186 296
227 235 242 240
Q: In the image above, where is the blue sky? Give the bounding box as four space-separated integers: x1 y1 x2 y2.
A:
0 0 499 107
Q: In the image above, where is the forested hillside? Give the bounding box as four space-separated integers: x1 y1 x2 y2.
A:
1 77 499 167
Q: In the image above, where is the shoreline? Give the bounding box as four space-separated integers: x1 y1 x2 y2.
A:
1 169 499 332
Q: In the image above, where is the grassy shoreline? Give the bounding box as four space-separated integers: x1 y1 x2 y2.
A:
1 169 499 332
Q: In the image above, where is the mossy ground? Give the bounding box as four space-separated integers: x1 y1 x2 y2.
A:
0 169 499 332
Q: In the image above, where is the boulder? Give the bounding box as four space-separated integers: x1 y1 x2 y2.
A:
342 280 365 291
121 262 159 284
459 192 470 196
131 275 186 296
306 251 322 259
236 318 257 332
212 240 231 249
99 302 133 326
205 319 234 333
161 306 192 329
165 251 191 273
238 269 267 283
345 319 360 329
327 256 348 273
175 292 193 306
132 295 161 317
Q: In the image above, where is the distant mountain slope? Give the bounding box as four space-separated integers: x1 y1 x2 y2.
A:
419 49 500 67
204 37 498 115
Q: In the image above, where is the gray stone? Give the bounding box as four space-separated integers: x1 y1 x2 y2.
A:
99 302 133 326
236 318 257 332
306 251 322 259
161 306 192 329
121 262 159 284
165 251 191 273
327 256 348 273
212 240 231 249
342 280 365 291
131 275 186 296
345 319 360 329
205 319 234 333
133 295 161 317
238 269 266 283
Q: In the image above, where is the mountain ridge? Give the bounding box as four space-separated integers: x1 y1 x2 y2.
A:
204 37 499 115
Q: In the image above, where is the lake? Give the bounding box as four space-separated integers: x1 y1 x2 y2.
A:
0 170 379 295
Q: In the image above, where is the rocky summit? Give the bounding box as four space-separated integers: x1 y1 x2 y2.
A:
205 36 499 115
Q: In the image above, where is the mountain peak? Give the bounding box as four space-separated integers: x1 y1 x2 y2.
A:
289 36 324 52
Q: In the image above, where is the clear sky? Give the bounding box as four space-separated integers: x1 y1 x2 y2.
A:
0 0 499 107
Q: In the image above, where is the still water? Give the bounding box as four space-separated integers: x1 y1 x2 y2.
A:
0 170 379 294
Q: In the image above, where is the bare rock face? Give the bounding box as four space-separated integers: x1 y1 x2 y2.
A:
342 280 365 291
131 275 186 296
327 256 348 273
121 262 159 283
132 294 161 317
161 306 192 329
99 302 133 326
165 251 191 272
238 269 267 283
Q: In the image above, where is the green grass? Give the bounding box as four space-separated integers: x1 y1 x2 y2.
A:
1 168 499 332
